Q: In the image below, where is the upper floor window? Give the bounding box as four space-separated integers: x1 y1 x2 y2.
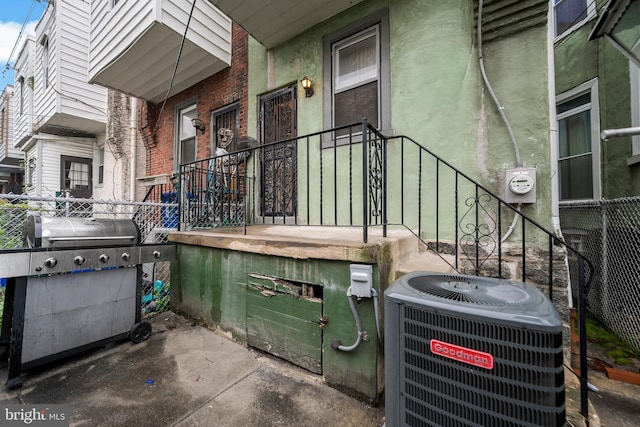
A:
175 102 197 169
323 8 390 144
557 79 601 201
41 36 49 89
554 0 595 38
333 27 379 137
18 77 24 116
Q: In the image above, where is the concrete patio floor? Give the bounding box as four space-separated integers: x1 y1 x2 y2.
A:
0 309 620 426
0 311 385 426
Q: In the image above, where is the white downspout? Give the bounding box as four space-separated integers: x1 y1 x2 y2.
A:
36 139 43 196
547 2 563 239
130 97 137 202
547 3 573 309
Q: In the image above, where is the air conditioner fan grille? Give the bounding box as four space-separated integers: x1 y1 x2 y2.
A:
407 275 531 306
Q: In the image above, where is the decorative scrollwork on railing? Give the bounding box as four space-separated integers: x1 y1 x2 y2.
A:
459 193 498 275
369 137 384 221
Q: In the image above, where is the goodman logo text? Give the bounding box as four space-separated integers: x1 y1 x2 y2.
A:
430 339 494 369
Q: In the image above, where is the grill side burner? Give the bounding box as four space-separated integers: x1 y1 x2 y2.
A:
0 215 175 389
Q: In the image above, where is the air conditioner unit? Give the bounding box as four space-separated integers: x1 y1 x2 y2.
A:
384 272 564 426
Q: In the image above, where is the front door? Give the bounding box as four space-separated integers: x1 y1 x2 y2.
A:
259 85 297 217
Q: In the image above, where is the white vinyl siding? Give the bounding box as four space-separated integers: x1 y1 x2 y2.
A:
0 87 20 162
13 36 35 148
34 7 56 129
57 0 106 123
88 0 231 103
27 137 94 197
34 0 106 133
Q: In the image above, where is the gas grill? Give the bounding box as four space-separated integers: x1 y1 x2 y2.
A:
0 215 176 389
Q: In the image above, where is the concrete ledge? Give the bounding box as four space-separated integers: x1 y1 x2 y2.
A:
169 225 417 264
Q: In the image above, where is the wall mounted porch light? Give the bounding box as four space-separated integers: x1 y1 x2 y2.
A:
301 76 314 97
191 117 205 134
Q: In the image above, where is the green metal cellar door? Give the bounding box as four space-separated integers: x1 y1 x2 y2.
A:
246 274 323 374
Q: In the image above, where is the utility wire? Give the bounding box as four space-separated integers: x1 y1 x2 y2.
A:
2 0 41 78
155 0 197 128
44 73 107 116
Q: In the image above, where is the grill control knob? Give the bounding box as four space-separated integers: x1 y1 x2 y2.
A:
45 258 57 268
153 250 161 259
74 256 85 266
121 252 130 262
99 254 110 263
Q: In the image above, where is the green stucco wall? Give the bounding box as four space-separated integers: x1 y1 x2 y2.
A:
247 0 553 232
171 244 383 401
555 25 640 198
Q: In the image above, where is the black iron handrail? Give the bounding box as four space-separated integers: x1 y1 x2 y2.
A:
178 121 593 419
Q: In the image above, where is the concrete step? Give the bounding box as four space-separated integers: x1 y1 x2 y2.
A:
394 250 457 281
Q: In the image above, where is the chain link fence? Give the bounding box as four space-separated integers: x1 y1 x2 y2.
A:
0 192 177 325
560 196 640 352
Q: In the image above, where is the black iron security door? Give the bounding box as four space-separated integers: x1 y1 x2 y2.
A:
259 85 297 217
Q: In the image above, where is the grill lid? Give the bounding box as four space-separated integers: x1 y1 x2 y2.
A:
23 216 140 248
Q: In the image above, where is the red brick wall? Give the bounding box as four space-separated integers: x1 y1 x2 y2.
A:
140 23 249 177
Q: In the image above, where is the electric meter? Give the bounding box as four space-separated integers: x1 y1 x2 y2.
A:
505 168 536 204
509 174 535 194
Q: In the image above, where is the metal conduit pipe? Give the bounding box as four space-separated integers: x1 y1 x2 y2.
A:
477 0 522 242
331 288 364 352
332 286 382 352
601 126 640 139
371 288 381 343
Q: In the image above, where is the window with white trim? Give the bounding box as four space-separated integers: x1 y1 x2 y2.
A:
175 103 197 169
18 77 24 116
41 36 49 90
557 80 601 201
97 146 105 185
333 27 379 136
322 8 390 144
554 0 595 38
27 158 36 187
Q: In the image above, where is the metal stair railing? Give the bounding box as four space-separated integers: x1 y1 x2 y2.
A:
178 120 594 419
376 127 593 420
